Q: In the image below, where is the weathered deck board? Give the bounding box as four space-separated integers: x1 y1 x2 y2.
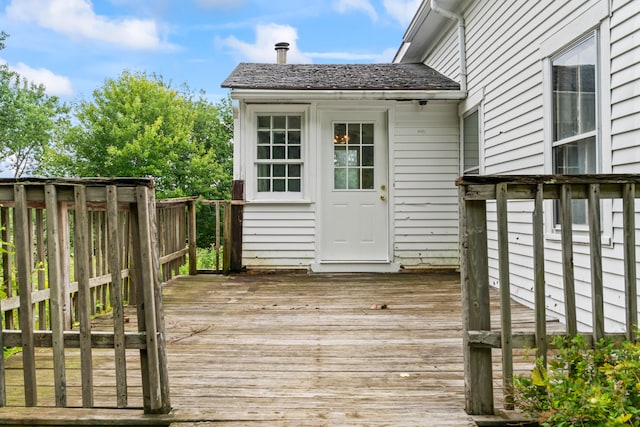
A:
0 272 548 425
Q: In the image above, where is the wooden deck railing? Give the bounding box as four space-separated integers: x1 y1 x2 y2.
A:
0 178 171 414
457 174 639 416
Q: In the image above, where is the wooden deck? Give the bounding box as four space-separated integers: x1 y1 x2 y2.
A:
0 272 544 426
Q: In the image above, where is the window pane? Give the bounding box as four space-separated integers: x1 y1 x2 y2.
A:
273 131 285 144
553 136 596 175
288 164 301 178
552 36 596 141
289 179 301 192
273 164 286 177
257 116 270 128
463 110 479 174
257 164 271 177
334 168 346 190
288 145 301 159
362 124 374 145
273 179 285 192
257 179 270 192
347 148 360 166
257 131 270 144
362 168 374 189
362 146 374 167
334 123 347 144
273 116 286 129
553 136 596 225
334 146 347 167
257 146 270 159
348 123 360 144
288 131 301 145
273 146 285 159
288 116 301 129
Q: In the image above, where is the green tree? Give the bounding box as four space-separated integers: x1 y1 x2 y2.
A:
49 71 232 201
0 33 67 177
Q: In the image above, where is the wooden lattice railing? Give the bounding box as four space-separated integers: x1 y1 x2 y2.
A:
457 174 639 416
0 178 171 414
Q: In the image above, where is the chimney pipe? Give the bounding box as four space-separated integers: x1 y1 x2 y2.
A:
275 42 290 64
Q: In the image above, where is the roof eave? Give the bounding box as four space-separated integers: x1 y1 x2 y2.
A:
227 89 466 101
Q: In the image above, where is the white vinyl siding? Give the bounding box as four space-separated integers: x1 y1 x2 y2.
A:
421 0 640 330
242 204 315 269
392 103 459 269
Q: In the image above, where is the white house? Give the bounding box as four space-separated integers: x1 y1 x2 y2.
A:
394 0 640 331
222 50 465 273
222 0 640 330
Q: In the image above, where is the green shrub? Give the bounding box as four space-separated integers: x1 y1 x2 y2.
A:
514 335 640 426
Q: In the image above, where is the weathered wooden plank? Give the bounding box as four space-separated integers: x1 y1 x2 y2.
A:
588 184 604 342
1 207 12 330
532 184 547 365
459 189 494 415
13 184 37 406
1 330 146 349
559 184 577 336
623 183 637 341
45 184 67 407
467 330 628 349
74 185 94 408
495 183 513 410
147 189 171 412
107 186 128 408
35 209 46 330
134 186 164 413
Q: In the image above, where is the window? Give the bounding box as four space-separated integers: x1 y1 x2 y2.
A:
333 122 374 190
463 110 480 175
256 115 302 193
551 34 598 224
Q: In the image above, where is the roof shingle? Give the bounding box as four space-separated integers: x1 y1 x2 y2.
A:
221 63 460 91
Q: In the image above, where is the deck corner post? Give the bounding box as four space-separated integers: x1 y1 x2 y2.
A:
230 180 244 272
187 199 197 275
459 184 494 416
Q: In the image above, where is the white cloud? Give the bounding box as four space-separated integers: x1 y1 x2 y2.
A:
219 23 311 63
1 60 74 97
307 51 380 61
6 0 166 50
333 0 378 22
383 0 421 27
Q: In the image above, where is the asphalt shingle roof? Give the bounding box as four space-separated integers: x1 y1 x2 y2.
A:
221 63 460 91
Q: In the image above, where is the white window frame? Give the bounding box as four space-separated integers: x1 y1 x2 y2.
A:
244 104 311 202
541 1 612 243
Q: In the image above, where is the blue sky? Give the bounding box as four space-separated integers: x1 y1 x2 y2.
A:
0 0 421 103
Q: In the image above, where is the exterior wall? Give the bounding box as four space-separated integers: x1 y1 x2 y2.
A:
242 203 316 268
235 99 460 270
422 0 640 331
393 102 460 269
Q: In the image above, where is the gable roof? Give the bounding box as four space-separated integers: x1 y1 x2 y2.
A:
221 63 460 91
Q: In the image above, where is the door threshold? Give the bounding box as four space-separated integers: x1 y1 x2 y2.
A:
309 261 401 273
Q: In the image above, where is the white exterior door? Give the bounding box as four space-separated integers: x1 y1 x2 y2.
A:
318 111 390 265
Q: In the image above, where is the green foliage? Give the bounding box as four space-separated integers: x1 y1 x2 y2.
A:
0 33 68 177
514 335 640 426
44 71 233 207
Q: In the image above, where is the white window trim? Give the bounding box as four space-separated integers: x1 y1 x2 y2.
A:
541 8 612 245
244 104 312 202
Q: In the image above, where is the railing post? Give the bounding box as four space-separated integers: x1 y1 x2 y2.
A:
230 180 244 272
14 184 37 407
188 199 197 275
459 184 494 415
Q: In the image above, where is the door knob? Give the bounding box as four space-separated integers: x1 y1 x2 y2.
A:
380 194 386 201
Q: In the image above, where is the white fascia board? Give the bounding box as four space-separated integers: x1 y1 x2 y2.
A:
229 89 466 102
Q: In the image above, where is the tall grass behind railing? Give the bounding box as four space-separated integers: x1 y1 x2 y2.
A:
0 178 171 414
